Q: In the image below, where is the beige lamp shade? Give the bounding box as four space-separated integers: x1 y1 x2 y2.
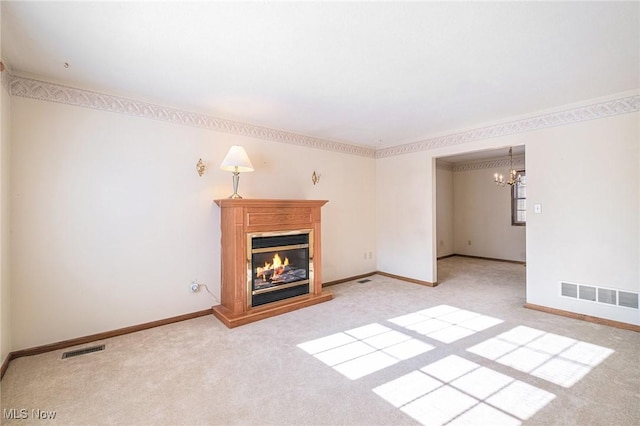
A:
220 146 254 172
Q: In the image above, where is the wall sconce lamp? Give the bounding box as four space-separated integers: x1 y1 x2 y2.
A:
312 171 321 185
220 145 254 199
196 159 206 177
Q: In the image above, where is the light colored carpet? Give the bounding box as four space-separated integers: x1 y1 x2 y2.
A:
1 256 639 425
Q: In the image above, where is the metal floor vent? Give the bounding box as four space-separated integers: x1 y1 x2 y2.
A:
357 279 372 284
62 344 105 359
560 282 639 310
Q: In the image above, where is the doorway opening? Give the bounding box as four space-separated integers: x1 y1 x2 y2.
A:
433 146 526 288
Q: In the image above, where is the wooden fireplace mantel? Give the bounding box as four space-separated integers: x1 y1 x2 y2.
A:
212 199 332 328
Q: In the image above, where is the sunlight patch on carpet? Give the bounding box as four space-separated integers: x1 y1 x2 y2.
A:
467 325 614 387
373 354 555 426
297 323 434 380
388 304 503 343
299 304 613 424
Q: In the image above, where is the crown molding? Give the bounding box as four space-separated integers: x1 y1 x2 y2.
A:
435 161 454 172
436 155 525 173
6 73 638 160
453 155 525 172
1 69 10 93
376 94 640 158
8 74 376 158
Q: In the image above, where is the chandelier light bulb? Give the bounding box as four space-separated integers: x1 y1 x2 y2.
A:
494 147 521 187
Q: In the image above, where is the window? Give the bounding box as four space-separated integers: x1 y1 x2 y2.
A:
512 170 526 226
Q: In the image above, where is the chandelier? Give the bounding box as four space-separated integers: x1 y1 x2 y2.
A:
494 147 522 187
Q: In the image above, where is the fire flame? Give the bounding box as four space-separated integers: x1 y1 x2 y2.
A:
256 253 289 281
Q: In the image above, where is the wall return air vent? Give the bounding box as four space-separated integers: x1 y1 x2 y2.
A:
560 282 639 310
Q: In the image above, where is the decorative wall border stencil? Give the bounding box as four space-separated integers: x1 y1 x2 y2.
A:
436 161 454 171
453 155 525 173
7 73 639 159
376 95 640 158
1 69 10 93
8 74 376 158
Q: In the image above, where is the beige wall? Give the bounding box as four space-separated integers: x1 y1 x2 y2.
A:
1 0 12 365
452 164 526 262
377 103 639 326
525 112 639 324
435 164 454 258
5 78 639 354
9 96 376 350
1 77 10 364
376 150 435 283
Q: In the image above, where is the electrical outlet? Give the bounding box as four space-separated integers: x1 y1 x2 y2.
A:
190 281 200 293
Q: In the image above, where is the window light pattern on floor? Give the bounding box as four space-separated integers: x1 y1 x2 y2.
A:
297 323 434 380
373 355 555 426
467 325 614 388
388 304 503 343
298 305 615 425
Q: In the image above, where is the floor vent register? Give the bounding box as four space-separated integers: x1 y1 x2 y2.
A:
62 344 106 359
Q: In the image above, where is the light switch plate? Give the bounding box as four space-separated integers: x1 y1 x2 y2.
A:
534 203 542 214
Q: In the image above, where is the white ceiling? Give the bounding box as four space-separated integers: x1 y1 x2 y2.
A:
2 1 638 149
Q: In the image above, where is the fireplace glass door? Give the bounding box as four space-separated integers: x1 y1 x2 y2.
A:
248 230 312 307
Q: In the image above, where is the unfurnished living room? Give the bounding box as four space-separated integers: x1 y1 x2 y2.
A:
0 2 638 425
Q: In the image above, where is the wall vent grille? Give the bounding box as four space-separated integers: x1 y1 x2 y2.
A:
598 288 617 305
560 282 639 310
561 282 578 298
578 285 596 301
619 291 639 309
62 344 105 359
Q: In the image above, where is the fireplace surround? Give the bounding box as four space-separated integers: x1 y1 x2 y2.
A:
212 199 332 327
